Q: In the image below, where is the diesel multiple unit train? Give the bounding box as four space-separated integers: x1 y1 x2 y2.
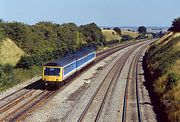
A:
42 49 96 86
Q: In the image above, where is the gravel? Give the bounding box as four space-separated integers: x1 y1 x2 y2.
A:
0 76 41 100
138 48 157 122
98 43 146 122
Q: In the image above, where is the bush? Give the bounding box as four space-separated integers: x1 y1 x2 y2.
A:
17 56 34 69
0 64 16 87
168 17 180 32
113 27 121 36
136 34 146 39
166 73 179 90
3 64 13 74
121 35 133 41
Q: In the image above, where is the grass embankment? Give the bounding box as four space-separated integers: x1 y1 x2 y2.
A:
0 22 106 92
101 29 121 41
0 38 24 65
121 30 139 38
145 32 180 121
0 38 41 91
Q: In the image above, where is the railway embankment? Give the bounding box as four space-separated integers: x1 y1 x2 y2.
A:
144 32 180 121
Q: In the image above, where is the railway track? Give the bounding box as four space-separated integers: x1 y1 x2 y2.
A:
0 41 144 121
77 43 147 122
122 44 150 122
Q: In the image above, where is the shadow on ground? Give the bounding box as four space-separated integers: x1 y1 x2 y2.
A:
24 79 59 91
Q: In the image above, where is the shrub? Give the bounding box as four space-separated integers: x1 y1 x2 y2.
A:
113 27 121 36
168 17 180 32
166 73 179 90
0 64 16 87
17 56 34 69
121 35 133 41
3 64 13 74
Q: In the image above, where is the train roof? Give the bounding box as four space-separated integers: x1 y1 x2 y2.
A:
44 49 95 67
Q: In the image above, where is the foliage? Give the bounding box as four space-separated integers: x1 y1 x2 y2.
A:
166 73 179 90
113 27 122 36
0 19 5 39
17 56 34 69
158 31 165 37
0 21 105 56
0 21 106 69
121 35 133 41
145 33 180 121
136 34 146 39
138 26 147 34
3 64 14 74
168 17 180 32
0 20 107 91
79 23 105 47
0 64 16 89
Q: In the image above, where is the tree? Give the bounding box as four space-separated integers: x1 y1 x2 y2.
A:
158 31 164 37
113 27 121 36
121 35 133 42
79 23 105 47
138 26 147 34
3 64 13 74
168 17 180 32
17 56 34 69
0 19 5 39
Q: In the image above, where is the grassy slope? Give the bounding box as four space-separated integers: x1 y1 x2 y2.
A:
0 38 24 66
0 38 42 91
121 30 139 38
145 32 180 121
101 29 121 41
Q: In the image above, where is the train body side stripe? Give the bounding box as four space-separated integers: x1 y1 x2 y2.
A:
63 56 95 80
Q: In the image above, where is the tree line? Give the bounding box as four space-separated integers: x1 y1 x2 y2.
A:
0 20 106 68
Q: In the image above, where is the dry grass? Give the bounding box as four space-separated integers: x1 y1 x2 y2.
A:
155 32 180 46
101 29 121 41
170 60 180 75
155 32 173 45
121 30 139 38
153 75 167 94
149 33 180 121
0 38 24 65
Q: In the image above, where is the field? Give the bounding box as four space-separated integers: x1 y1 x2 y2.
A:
0 38 24 66
101 29 121 41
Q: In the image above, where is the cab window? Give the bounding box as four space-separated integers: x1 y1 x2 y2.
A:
44 67 60 76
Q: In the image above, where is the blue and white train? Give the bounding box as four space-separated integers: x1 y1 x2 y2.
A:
42 49 96 86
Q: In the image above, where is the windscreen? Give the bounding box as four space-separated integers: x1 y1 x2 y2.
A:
44 67 60 76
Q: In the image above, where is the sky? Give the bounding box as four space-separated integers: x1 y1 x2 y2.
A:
0 0 180 27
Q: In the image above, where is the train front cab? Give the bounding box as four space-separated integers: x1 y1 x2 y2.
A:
42 66 63 86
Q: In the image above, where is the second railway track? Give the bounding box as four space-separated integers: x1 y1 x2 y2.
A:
77 42 150 122
122 43 151 122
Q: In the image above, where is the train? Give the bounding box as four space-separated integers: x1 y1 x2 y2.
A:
42 49 96 86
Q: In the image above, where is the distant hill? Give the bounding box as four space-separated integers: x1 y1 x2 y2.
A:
101 29 121 41
100 26 169 33
0 38 24 66
145 32 180 121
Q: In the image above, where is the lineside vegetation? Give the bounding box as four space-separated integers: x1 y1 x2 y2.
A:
0 20 106 91
144 17 180 121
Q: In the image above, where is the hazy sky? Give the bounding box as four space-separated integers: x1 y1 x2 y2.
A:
0 0 180 26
